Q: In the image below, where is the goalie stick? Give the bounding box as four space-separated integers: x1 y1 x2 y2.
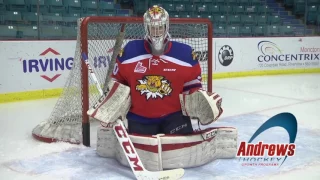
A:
82 28 184 180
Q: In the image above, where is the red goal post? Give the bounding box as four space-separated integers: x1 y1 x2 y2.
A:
32 16 213 147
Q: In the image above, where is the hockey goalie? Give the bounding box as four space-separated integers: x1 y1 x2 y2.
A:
87 5 238 171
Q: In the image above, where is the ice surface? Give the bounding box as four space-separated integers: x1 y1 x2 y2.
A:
0 74 320 180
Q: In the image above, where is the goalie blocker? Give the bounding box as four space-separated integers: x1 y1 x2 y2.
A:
97 122 237 171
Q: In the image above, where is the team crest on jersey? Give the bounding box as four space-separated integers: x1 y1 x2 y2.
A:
136 75 172 100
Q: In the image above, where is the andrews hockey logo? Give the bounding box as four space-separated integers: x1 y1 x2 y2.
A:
237 112 297 167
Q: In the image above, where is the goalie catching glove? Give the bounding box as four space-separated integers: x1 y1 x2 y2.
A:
179 90 223 125
87 80 131 123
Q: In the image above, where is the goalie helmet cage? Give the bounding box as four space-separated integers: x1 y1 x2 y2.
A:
32 16 213 147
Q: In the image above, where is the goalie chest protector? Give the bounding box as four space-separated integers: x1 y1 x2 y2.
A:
111 40 202 122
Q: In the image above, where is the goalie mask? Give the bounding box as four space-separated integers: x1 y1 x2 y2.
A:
143 5 170 56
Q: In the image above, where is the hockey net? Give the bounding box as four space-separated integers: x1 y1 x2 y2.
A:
32 17 213 146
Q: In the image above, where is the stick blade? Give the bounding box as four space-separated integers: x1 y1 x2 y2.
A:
135 168 185 180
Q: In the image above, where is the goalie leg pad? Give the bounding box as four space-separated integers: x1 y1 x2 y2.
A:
159 127 237 169
97 123 161 171
96 123 117 158
97 124 237 171
87 80 131 123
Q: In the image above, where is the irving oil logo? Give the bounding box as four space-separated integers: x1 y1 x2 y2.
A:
236 112 297 167
22 48 110 82
22 48 73 82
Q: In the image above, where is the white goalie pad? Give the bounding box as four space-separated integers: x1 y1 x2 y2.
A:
97 124 237 171
87 81 131 123
180 90 223 125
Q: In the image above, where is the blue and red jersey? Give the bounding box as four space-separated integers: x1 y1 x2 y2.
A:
111 40 202 123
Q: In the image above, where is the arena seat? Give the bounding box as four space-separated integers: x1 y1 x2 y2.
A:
40 25 63 39
22 12 42 25
228 15 241 25
227 25 240 36
205 14 214 22
64 0 82 13
267 15 282 25
4 0 28 12
174 4 185 12
162 3 175 12
42 13 63 25
185 4 196 13
25 0 47 13
18 25 38 39
179 13 191 18
213 0 226 5
161 0 173 3
244 6 258 15
45 0 66 13
0 0 6 11
293 0 305 15
62 13 79 25
253 25 265 36
239 25 253 36
211 5 220 15
0 25 18 38
214 25 227 37
256 15 267 25
82 1 98 14
220 5 232 14
266 25 280 36
197 4 210 13
192 14 202 18
214 15 227 25
284 0 294 7
115 9 131 16
171 13 179 18
99 0 115 14
308 0 320 6
233 5 245 14
134 0 149 14
201 0 213 3
173 0 189 3
198 11 210 17
241 14 255 25
251 0 264 6
223 0 237 5
3 11 22 25
81 12 97 18
239 0 251 6
257 5 273 15
306 5 318 24
279 25 294 36
62 25 77 38
63 12 80 17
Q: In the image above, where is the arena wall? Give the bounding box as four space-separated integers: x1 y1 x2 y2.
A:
0 37 319 103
